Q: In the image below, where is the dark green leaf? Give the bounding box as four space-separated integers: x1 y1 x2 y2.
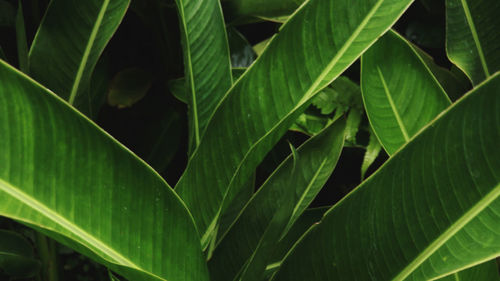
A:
209 119 345 281
107 67 153 108
446 0 500 85
28 0 129 109
0 230 41 278
273 73 500 281
228 27 256 68
15 1 28 73
174 0 233 154
435 260 500 281
176 0 414 248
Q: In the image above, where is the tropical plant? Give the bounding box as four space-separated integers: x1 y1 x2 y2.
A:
0 0 498 280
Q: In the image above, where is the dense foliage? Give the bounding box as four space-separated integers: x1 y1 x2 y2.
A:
0 0 499 280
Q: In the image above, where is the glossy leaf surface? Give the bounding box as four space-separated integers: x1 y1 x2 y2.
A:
446 0 500 85
174 0 233 153
273 74 500 281
28 0 129 108
209 119 345 281
176 0 415 247
0 60 209 281
361 30 450 155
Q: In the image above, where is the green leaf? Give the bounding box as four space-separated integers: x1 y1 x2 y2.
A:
412 45 471 101
0 230 41 278
228 27 257 68
175 0 415 248
253 37 272 56
446 0 500 85
311 76 362 116
0 60 209 281
435 260 500 281
209 119 345 281
107 67 153 108
168 68 246 105
272 73 500 281
174 0 233 154
361 127 382 180
28 0 129 108
361 30 451 155
268 206 328 268
222 0 302 22
15 1 28 73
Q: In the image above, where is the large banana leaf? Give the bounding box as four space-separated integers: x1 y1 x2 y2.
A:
209 119 345 281
446 0 500 85
361 30 451 155
28 0 129 112
435 260 500 281
0 60 209 281
272 73 500 281
174 0 233 154
175 0 415 248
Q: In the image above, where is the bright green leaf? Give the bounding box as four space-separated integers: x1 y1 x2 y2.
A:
361 30 451 155
272 73 500 281
209 119 345 281
175 0 415 249
0 60 209 281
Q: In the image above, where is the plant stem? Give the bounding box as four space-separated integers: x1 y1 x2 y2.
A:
36 232 59 281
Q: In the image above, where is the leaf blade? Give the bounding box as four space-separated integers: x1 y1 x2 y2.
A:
272 73 500 281
175 0 415 247
0 59 209 281
361 30 451 155
28 0 129 108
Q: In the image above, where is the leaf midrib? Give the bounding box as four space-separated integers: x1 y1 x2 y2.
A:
459 0 490 78
392 183 500 281
376 66 410 142
203 0 393 242
0 178 138 269
68 0 110 105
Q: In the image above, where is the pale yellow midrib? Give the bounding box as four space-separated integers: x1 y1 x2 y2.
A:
459 0 490 78
377 66 410 142
0 179 138 269
201 0 387 242
68 0 110 105
392 183 500 281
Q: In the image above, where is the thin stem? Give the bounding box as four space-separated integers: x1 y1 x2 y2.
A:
36 232 59 281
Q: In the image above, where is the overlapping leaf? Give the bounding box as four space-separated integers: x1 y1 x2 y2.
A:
435 260 500 281
272 74 500 281
175 0 415 248
28 0 129 112
446 0 500 85
174 0 233 153
209 119 345 281
361 30 451 155
0 60 209 281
